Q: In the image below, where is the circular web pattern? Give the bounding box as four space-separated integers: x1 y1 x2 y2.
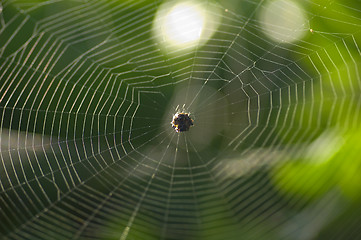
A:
1 0 361 239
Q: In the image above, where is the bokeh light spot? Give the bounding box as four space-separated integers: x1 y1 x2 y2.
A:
164 3 204 44
259 0 306 43
153 1 220 51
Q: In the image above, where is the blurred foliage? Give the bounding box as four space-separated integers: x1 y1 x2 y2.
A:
1 0 361 239
272 127 361 202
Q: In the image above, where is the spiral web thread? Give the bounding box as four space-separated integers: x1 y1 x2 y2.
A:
1 0 361 239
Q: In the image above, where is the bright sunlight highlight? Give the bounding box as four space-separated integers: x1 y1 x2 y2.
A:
165 4 204 44
153 1 220 52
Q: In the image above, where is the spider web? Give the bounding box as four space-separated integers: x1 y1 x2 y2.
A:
1 0 361 239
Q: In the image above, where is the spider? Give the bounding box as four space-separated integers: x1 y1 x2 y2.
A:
171 112 194 132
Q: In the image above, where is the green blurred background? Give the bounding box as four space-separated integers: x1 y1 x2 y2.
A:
1 0 361 239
